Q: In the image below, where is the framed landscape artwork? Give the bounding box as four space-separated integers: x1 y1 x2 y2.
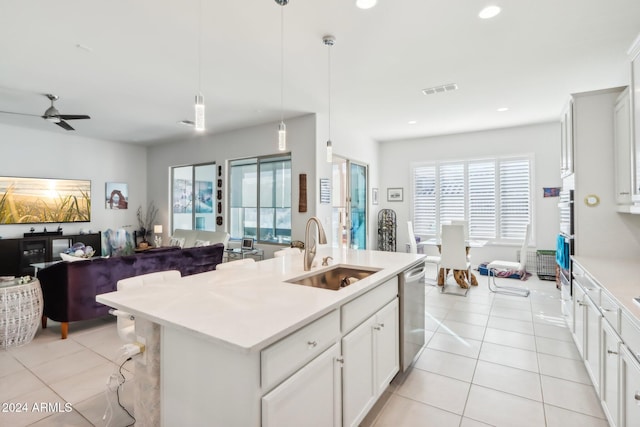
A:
0 176 91 224
387 187 403 202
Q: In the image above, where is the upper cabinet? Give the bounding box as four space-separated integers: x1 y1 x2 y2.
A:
626 33 640 209
560 99 574 178
614 88 632 205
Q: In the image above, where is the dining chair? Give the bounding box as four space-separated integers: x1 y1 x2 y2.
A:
486 224 531 297
438 223 471 296
407 221 440 285
111 270 182 342
216 258 256 270
274 247 304 257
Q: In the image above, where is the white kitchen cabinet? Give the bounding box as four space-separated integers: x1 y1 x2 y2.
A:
262 343 342 427
614 88 633 206
573 281 587 357
601 320 621 427
585 295 602 391
629 34 640 204
560 99 575 178
342 298 399 427
620 345 640 427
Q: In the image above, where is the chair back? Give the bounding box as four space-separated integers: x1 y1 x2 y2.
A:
274 247 303 258
407 221 417 254
518 224 532 270
439 224 468 270
450 220 469 240
216 258 256 270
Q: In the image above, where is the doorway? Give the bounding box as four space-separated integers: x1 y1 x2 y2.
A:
332 156 368 249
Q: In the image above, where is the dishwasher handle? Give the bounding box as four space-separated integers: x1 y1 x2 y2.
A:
404 265 426 282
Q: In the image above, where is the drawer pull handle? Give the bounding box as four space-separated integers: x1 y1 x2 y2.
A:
635 392 640 401
373 326 381 330
336 356 344 367
577 301 586 306
607 349 618 355
307 340 318 348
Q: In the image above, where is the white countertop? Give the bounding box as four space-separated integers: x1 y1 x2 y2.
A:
97 247 424 353
572 256 640 325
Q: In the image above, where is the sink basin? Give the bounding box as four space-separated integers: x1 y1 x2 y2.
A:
286 265 381 291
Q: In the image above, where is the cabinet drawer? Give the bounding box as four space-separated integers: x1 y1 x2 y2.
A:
621 311 640 362
574 271 600 306
341 277 398 334
261 310 340 391
599 292 620 332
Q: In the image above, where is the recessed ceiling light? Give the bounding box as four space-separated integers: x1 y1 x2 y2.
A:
479 5 501 19
422 83 458 96
497 107 509 112
356 0 377 10
408 120 417 125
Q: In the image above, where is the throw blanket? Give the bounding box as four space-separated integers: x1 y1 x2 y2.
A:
555 234 570 269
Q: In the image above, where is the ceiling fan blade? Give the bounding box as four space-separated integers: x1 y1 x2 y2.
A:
55 120 75 131
58 114 90 120
0 110 42 118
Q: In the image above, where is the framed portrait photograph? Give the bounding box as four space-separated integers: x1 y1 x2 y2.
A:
387 187 403 202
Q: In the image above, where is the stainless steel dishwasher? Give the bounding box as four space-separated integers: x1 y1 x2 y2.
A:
399 261 426 372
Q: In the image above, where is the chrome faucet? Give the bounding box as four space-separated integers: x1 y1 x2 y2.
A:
304 217 327 271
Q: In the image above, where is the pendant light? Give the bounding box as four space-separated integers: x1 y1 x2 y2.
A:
275 0 288 151
323 35 335 163
194 0 205 131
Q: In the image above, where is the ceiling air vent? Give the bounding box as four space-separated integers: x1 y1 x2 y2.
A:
422 83 458 96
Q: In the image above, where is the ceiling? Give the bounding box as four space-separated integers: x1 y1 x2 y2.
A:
0 0 639 146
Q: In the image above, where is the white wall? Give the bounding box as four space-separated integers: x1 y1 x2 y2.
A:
378 122 561 264
0 123 146 240
146 114 317 257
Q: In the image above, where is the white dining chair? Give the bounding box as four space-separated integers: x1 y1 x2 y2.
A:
274 247 304 258
486 224 531 297
216 258 256 270
438 223 471 296
407 221 440 285
111 270 181 342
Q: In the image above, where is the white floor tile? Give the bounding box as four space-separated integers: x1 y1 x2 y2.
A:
472 360 542 401
48 362 121 404
0 387 69 427
29 348 110 384
8 338 86 369
544 404 610 427
479 342 539 373
490 306 533 322
427 332 483 359
0 351 26 378
483 327 536 351
414 348 477 382
437 319 486 341
27 409 94 427
372 394 461 427
73 380 136 427
452 301 492 315
0 368 47 402
463 384 545 427
444 310 489 327
460 417 495 427
537 353 592 384
486 316 534 335
533 322 573 342
396 369 471 415
536 336 581 360
540 375 605 418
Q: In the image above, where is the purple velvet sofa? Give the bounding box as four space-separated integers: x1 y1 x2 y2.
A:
38 244 224 338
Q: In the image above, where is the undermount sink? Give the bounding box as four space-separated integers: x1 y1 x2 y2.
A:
286 265 381 291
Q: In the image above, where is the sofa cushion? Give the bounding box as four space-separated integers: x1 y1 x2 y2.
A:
172 229 230 249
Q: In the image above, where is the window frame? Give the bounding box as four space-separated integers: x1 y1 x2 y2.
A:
411 154 534 244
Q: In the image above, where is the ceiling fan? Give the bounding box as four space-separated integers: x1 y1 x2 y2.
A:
0 93 90 131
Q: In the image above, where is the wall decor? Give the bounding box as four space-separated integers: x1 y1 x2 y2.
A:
387 187 403 202
319 178 330 204
217 179 222 188
105 182 128 209
543 187 560 197
372 188 379 205
299 174 308 212
0 176 91 224
195 180 213 213
217 189 222 200
218 165 222 177
216 216 223 226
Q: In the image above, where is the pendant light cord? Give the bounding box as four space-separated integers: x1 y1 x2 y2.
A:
198 0 202 94
327 42 332 140
280 5 284 123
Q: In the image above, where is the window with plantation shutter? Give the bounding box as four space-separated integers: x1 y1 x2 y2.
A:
412 155 531 242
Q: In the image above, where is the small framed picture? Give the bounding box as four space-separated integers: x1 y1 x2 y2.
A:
387 187 403 202
372 188 379 205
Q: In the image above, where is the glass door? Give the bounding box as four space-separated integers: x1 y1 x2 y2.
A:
331 156 368 249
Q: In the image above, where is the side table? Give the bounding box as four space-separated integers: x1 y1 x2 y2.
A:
0 278 43 349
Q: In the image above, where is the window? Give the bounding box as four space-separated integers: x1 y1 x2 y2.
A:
230 154 291 243
171 162 216 232
412 156 531 241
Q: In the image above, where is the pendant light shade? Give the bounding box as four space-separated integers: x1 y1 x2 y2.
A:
195 94 205 131
326 140 333 163
276 0 288 151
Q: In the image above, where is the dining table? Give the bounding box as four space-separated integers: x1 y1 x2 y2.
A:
418 238 488 288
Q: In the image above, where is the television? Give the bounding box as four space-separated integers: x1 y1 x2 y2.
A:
0 176 91 224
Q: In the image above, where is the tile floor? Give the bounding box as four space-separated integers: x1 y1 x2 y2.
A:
363 271 610 427
0 270 609 426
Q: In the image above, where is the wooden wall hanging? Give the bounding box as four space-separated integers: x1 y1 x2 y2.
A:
299 174 307 213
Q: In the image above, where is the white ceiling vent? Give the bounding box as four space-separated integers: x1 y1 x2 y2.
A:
422 83 458 96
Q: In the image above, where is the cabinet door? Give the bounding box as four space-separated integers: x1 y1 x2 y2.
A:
585 296 602 392
620 345 640 427
374 299 399 396
573 284 587 357
602 320 621 427
262 343 341 427
614 88 632 205
342 316 376 427
561 99 574 177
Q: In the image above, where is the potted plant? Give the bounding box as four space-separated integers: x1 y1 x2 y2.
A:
136 202 158 248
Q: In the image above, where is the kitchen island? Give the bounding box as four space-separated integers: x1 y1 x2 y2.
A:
97 247 425 427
